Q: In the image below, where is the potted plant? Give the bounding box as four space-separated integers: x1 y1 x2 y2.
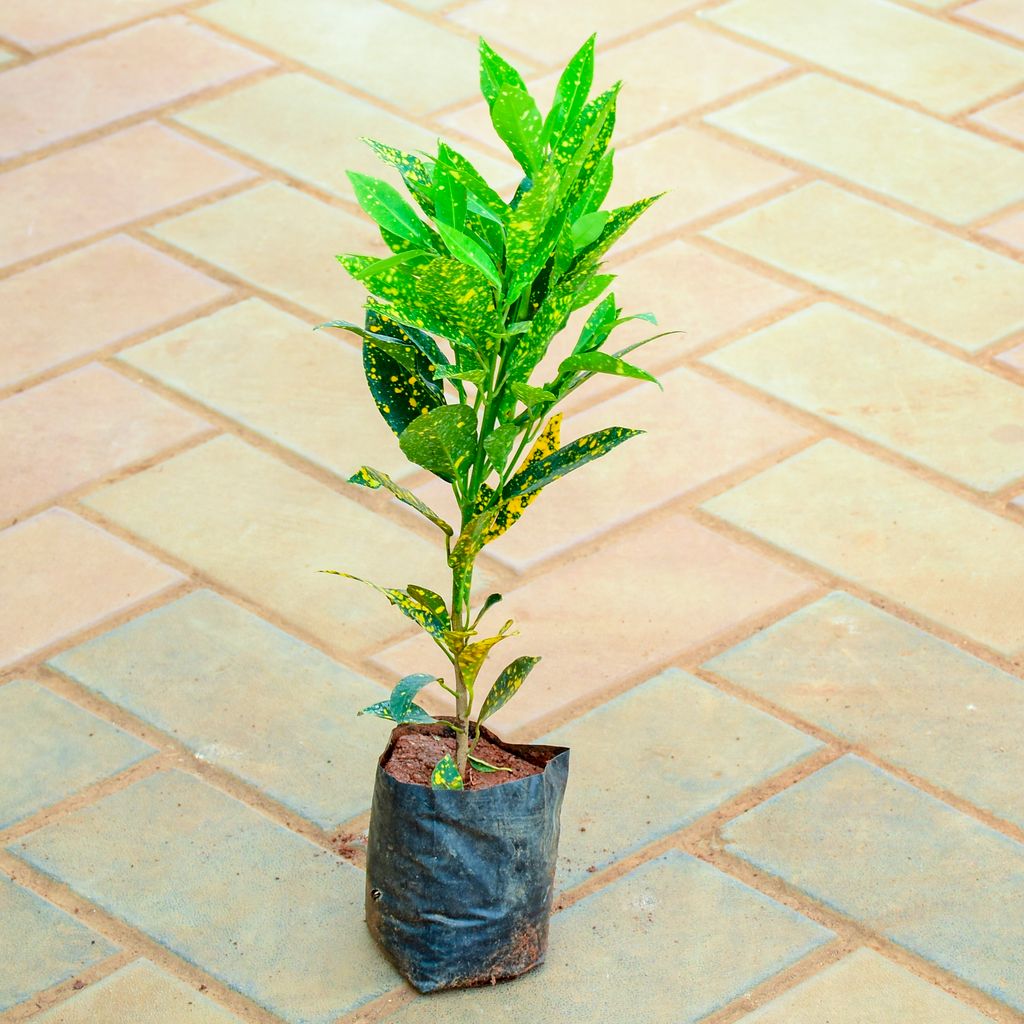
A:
321 34 669 992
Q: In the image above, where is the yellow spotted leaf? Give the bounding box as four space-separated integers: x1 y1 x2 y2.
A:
431 754 464 790
478 656 540 723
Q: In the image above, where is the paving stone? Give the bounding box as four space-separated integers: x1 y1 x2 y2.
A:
30 959 245 1024
389 851 832 1023
958 0 1024 41
609 125 795 248
8 771 398 1024
199 0 477 114
0 236 229 391
452 0 701 64
706 73 1024 224
420 365 809 571
703 440 1024 657
997 341 1024 375
442 21 787 148
375 513 814 733
704 182 1024 351
541 669 820 887
737 948 995 1024
0 875 117 1013
0 509 182 669
0 48 13 65
150 181 377 318
0 679 154 829
0 17 270 159
118 298 406 481
50 590 388 828
704 591 1024 829
982 209 1024 253
972 93 1024 142
175 72 514 205
703 303 1024 492
722 756 1024 1010
82 435 448 656
0 123 254 269
703 0 1024 114
0 363 210 522
0 0 178 50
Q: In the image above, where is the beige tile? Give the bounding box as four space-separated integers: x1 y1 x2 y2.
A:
737 948 994 1024
704 182 1024 351
0 123 254 269
452 0 699 64
149 182 377 318
705 303 1024 491
958 0 1024 41
199 0 478 113
981 208 1024 253
83 435 449 656
0 0 178 51
997 341 1024 375
703 439 1024 656
704 0 1024 114
971 92 1024 142
175 72 515 204
0 236 228 390
0 364 210 522
609 125 795 248
0 48 14 65
119 298 408 480
706 74 1024 224
442 21 787 147
0 508 181 668
374 513 814 733
421 366 809 570
0 17 270 159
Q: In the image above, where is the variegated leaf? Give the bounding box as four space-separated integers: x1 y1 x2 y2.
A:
572 193 664 275
414 257 502 346
347 171 435 249
399 403 477 482
479 38 529 109
468 754 512 773
449 508 498 568
319 572 449 643
511 381 555 409
478 655 541 722
436 223 502 289
362 334 444 437
390 672 439 722
557 351 661 388
431 754 464 790
431 154 467 230
348 466 453 536
472 592 503 626
543 34 595 148
459 620 517 687
490 83 543 177
482 422 520 471
358 699 396 721
405 586 448 624
505 164 559 282
437 142 510 224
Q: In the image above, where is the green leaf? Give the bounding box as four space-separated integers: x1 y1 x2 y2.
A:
511 381 555 408
554 84 619 209
508 271 587 380
431 153 467 229
414 257 502 346
543 34 595 148
347 171 434 248
358 699 396 722
571 293 617 355
468 754 512 774
431 754 464 790
366 307 450 376
558 350 662 388
490 83 544 177
320 572 450 643
479 38 529 109
390 672 439 722
482 422 519 471
399 403 477 481
504 425 644 499
505 164 562 302
405 586 448 623
573 193 664 273
611 329 685 360
472 592 503 627
362 138 435 216
570 149 614 221
433 365 486 386
348 466 453 536
478 655 541 722
570 210 609 252
437 142 510 224
361 335 444 437
436 223 502 289
572 272 615 311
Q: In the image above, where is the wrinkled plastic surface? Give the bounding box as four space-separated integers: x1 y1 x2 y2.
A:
364 723 570 992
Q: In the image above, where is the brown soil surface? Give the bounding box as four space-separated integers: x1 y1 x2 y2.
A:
383 727 543 790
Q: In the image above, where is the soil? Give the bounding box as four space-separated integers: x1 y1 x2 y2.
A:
382 724 544 790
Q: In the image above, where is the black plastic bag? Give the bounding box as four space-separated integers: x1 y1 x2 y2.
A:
364 723 570 992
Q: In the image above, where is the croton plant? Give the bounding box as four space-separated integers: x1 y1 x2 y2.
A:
323 35 670 787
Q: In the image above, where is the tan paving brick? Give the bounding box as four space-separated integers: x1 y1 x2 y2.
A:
703 0 1024 114
0 235 229 390
82 435 449 656
737 948 995 1024
971 92 1024 142
704 182 1024 351
421 366 809 571
981 208 1024 253
149 181 377 318
0 0 178 51
0 363 211 522
704 303 1024 492
997 341 1024 375
375 513 814 733
174 72 514 205
609 125 795 248
0 17 270 160
0 122 254 269
199 0 478 113
0 48 13 65
452 0 700 64
0 508 182 668
706 74 1024 224
703 440 1024 657
118 298 409 480
957 0 1024 41
442 21 787 148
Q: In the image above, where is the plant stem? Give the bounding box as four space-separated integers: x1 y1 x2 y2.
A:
450 540 475 777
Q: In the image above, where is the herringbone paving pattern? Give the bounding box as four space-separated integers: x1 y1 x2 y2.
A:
1 0 1023 1021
